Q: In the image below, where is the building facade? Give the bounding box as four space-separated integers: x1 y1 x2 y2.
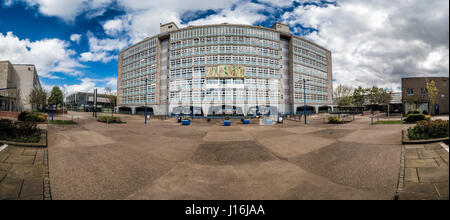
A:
116 22 333 116
0 60 42 111
66 92 115 112
402 77 449 115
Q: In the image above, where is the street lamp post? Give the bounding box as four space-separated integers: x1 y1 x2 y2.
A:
144 77 148 124
303 78 310 125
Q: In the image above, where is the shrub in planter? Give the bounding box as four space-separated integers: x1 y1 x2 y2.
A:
422 110 429 115
0 119 41 143
98 116 123 123
18 111 45 122
328 116 342 124
407 119 449 140
403 113 428 123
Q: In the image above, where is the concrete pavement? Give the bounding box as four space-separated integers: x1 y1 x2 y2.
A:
47 112 402 200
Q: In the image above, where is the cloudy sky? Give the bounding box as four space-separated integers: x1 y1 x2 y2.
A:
0 0 448 94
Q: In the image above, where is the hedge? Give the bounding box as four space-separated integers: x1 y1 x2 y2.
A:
0 119 41 143
407 119 449 140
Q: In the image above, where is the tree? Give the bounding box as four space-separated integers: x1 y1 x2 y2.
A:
104 87 117 116
27 88 47 111
352 86 367 107
48 86 63 109
380 89 393 118
11 88 21 112
334 84 353 107
425 79 439 115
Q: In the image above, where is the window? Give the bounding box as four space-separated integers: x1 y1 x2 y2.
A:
420 88 427 96
407 89 414 95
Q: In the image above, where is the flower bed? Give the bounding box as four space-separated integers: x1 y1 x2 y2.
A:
407 119 449 140
98 116 124 124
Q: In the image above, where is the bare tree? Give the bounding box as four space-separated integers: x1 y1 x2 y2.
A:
425 79 439 115
334 84 353 108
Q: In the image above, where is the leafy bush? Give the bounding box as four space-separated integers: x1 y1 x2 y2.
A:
408 119 449 140
18 111 46 122
0 119 41 143
328 116 342 124
404 113 428 123
422 110 429 115
407 110 421 116
97 116 123 123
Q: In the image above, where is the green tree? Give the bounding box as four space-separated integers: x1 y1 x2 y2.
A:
352 86 367 107
104 87 117 116
425 79 439 115
334 84 353 107
48 86 63 109
27 88 47 111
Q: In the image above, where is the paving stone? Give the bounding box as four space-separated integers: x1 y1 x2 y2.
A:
20 178 43 198
404 182 438 195
438 195 449 200
405 168 419 182
424 144 442 151
434 157 448 167
0 162 12 172
434 183 449 196
19 195 43 200
6 154 35 165
7 147 24 155
8 165 44 179
398 192 439 200
23 149 37 156
0 170 7 182
441 154 449 163
405 145 425 149
405 149 420 160
0 177 23 200
0 152 9 162
419 149 440 159
417 167 449 183
405 159 438 168
34 156 44 165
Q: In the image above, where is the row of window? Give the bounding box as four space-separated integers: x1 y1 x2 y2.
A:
292 37 327 57
170 45 279 58
293 46 327 64
170 26 279 41
170 36 279 50
121 76 156 89
294 63 328 79
293 54 327 71
122 47 157 66
294 83 328 94
122 38 158 59
294 93 329 103
170 55 279 68
294 74 329 87
406 88 427 96
122 55 157 74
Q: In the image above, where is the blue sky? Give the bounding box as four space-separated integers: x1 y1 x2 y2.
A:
0 0 448 95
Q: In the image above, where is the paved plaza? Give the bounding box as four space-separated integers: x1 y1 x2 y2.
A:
44 112 407 200
0 146 50 200
398 143 449 200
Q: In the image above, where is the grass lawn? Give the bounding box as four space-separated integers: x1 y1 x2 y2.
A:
49 120 77 124
374 120 402 124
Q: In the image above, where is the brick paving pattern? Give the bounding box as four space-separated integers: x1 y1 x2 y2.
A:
0 145 50 200
398 143 449 200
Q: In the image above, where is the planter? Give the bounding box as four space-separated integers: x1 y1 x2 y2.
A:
182 120 191 126
266 119 273 125
224 120 231 126
243 119 250 124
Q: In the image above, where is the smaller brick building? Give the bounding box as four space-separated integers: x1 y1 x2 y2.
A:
402 77 449 115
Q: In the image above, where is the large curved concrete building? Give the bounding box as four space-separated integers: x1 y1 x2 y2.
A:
116 22 333 116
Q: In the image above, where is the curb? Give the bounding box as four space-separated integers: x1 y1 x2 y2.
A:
43 149 52 200
394 144 406 200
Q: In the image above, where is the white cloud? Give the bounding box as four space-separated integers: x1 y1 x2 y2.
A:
0 31 84 79
3 0 114 22
79 32 127 63
62 77 117 96
70 34 82 44
282 0 449 91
